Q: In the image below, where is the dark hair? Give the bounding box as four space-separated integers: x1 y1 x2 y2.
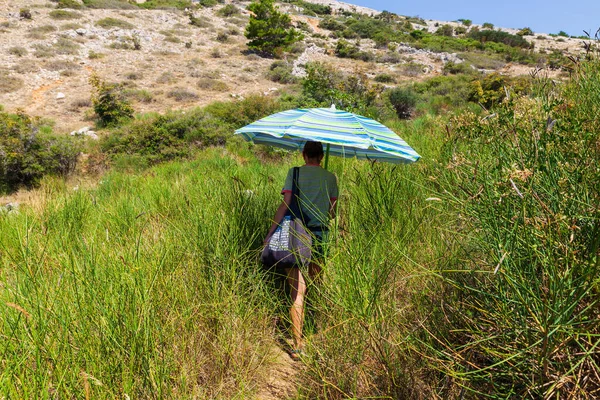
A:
302 141 324 160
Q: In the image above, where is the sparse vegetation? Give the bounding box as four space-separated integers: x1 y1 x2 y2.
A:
49 10 82 20
8 46 27 57
96 17 135 29
197 78 229 91
167 87 199 101
0 72 24 93
217 4 240 17
374 73 396 83
266 60 297 84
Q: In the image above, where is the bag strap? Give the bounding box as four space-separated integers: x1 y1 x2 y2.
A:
289 167 301 220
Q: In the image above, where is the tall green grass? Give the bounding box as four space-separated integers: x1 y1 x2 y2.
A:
0 149 289 398
427 56 600 398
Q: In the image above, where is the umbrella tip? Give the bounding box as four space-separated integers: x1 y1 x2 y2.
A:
330 104 336 110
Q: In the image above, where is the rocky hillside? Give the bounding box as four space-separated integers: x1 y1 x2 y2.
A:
0 0 588 132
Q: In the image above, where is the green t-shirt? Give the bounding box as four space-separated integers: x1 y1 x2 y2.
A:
282 166 338 228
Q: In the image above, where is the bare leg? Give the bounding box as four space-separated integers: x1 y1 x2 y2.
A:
286 267 307 351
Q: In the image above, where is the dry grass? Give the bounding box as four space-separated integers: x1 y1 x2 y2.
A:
166 87 199 101
156 72 177 84
11 60 40 74
0 72 24 93
44 60 80 72
8 46 27 57
49 10 83 20
197 78 229 91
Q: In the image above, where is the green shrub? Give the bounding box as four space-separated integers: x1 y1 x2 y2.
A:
482 22 494 29
245 0 302 57
189 14 213 28
8 46 27 57
55 0 84 8
335 39 374 61
90 74 134 127
197 78 229 91
435 24 454 37
296 0 331 15
468 73 531 108
301 62 380 115
458 18 472 26
216 32 229 42
442 61 474 75
469 29 533 49
96 17 135 29
136 0 192 9
49 10 82 19
266 61 297 83
167 87 199 101
517 26 534 36
123 88 154 103
318 17 345 32
374 73 396 83
82 0 137 8
0 111 80 192
388 86 418 119
217 4 240 17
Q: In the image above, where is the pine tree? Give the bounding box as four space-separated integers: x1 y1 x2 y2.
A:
245 0 302 57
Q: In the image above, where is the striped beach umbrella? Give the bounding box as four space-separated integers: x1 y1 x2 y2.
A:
234 106 420 167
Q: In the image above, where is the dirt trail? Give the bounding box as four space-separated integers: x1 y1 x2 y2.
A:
257 347 299 399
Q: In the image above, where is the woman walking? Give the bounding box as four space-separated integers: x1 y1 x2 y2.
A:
265 141 338 359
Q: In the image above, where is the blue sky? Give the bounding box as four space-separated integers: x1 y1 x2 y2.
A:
344 0 600 37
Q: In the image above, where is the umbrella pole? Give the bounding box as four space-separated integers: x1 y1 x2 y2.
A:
324 143 330 170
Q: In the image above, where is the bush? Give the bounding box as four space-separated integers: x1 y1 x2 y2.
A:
0 111 80 192
388 87 418 119
301 62 380 115
136 0 192 9
468 73 531 108
266 61 297 83
517 27 534 36
167 87 199 101
318 17 345 32
435 24 454 37
96 17 135 29
374 73 395 83
217 4 240 17
0 72 24 93
189 14 212 28
216 32 229 42
8 46 27 57
442 61 474 75
49 10 82 19
335 39 374 61
482 22 494 29
468 29 533 49
90 74 134 127
197 78 229 91
55 0 84 8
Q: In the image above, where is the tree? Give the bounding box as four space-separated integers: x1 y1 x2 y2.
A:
245 0 302 57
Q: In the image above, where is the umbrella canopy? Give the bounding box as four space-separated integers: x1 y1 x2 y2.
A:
234 107 420 164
